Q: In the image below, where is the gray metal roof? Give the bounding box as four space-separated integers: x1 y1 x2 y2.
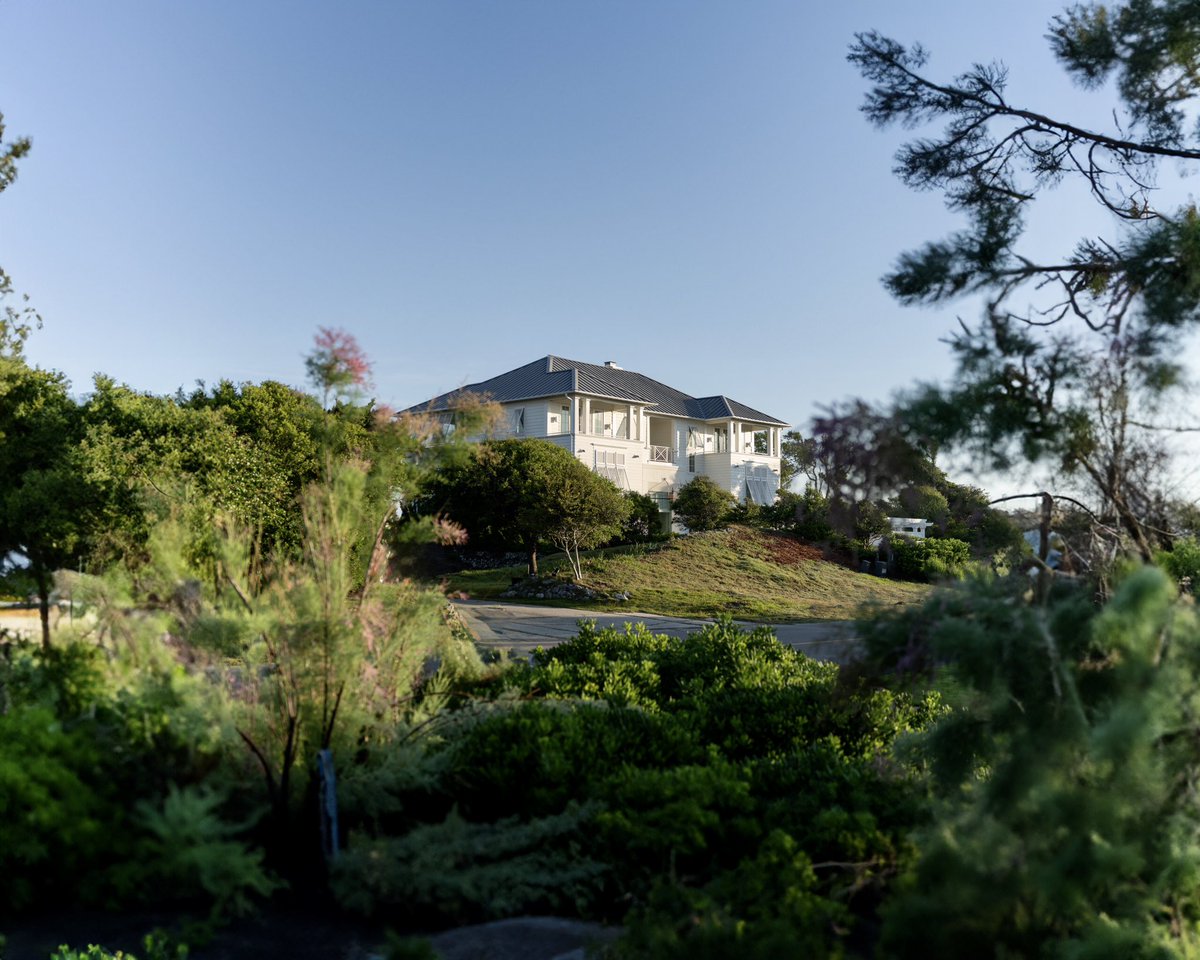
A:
405 356 788 426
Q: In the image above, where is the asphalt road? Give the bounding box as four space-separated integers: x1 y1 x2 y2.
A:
451 599 861 665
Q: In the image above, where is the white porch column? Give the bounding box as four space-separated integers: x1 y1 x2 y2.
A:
627 404 634 440
583 398 591 435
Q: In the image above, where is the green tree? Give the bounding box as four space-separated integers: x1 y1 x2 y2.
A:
672 476 735 533
0 358 92 646
850 1 1200 558
427 438 627 575
778 430 830 496
0 109 37 359
79 379 304 565
871 568 1200 956
547 467 630 580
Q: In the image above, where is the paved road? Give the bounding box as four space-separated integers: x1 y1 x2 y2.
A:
451 599 861 665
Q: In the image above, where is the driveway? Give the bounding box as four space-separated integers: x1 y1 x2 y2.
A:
451 600 861 665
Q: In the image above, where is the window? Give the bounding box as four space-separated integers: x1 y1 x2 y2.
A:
511 407 525 434
688 453 696 473
594 449 629 489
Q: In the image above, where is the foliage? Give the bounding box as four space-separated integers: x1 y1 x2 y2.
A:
879 567 1200 957
1156 536 1200 593
0 357 93 645
546 467 630 580
333 616 940 953
853 500 890 543
890 536 970 582
332 803 607 923
79 377 329 565
0 637 237 917
850 3 1200 557
136 462 480 849
0 109 39 359
617 490 666 543
615 831 851 960
779 430 831 496
806 401 937 539
425 438 628 575
433 700 703 820
49 933 188 960
673 476 735 532
796 488 833 541
305 326 373 409
130 784 278 918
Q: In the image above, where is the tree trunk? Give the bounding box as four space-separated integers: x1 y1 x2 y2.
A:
36 567 51 649
527 543 539 576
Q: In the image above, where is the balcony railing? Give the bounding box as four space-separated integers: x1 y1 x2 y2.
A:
649 445 675 463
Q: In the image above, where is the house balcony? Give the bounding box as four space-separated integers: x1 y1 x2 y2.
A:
649 444 675 464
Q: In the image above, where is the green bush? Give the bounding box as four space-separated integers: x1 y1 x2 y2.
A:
877 568 1200 957
891 536 970 581
125 784 278 918
327 616 943 949
614 831 851 960
0 639 243 917
0 704 117 911
1156 537 1200 593
617 490 667 543
332 803 606 922
673 476 735 532
436 702 702 820
49 932 188 960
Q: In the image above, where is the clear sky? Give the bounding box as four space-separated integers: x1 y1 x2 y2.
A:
0 1 1152 449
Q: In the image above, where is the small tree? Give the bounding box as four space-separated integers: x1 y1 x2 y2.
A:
547 470 630 580
673 476 735 532
427 438 628 575
304 326 373 411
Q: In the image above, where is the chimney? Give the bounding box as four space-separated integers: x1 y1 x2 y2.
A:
604 360 621 369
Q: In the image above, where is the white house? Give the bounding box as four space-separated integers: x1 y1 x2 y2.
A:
405 356 787 514
888 517 929 539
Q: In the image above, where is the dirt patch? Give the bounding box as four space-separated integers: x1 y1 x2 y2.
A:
764 535 826 566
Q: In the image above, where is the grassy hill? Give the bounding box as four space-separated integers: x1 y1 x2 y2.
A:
442 525 931 621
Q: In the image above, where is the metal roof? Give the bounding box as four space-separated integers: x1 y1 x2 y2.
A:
405 356 788 426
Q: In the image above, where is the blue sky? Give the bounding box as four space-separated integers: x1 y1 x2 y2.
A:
1 1 1138 443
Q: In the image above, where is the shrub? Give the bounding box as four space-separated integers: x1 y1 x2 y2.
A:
1157 536 1200 593
125 784 278 919
0 638 241 917
332 804 606 923
879 568 1200 958
618 490 667 543
673 476 735 532
795 488 834 542
891 536 970 581
435 702 703 820
614 831 852 960
49 933 188 960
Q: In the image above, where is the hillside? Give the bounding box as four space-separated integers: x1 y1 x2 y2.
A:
444 525 932 621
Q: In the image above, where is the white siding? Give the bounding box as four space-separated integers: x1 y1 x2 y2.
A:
470 399 781 502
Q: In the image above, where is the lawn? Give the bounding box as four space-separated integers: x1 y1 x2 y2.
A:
443 525 932 621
